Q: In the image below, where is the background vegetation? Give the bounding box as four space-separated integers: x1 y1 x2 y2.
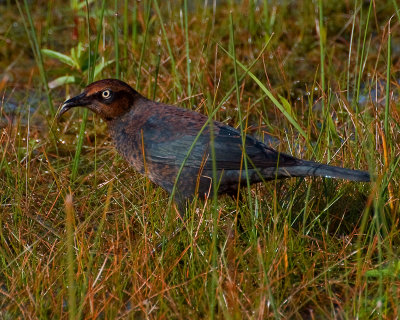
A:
1 0 399 318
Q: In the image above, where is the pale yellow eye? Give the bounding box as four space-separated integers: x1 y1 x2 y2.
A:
102 90 111 99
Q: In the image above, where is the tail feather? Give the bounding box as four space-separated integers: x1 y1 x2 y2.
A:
278 160 370 182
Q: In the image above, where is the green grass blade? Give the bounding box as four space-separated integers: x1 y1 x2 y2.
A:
114 0 120 79
355 0 373 110
184 0 191 101
392 0 400 22
384 21 392 139
70 0 106 182
136 0 152 91
218 44 311 149
16 0 55 116
153 0 183 95
65 194 76 320
317 0 325 115
229 13 253 214
89 0 106 83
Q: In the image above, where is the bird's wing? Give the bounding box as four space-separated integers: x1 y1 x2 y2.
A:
141 107 298 171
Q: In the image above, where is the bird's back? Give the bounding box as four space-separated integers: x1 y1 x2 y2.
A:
108 98 300 199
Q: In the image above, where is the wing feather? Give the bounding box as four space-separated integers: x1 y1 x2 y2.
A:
141 109 298 170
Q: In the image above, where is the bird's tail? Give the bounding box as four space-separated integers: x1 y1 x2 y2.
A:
277 160 370 182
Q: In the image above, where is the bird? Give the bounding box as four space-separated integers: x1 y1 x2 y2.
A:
58 79 370 213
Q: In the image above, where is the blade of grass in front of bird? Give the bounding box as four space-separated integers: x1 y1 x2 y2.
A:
164 45 273 261
73 2 102 314
70 0 106 182
229 13 254 219
86 0 96 188
69 81 88 182
207 92 219 320
166 29 273 316
207 15 230 319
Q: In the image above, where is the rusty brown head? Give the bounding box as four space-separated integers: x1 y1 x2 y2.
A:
58 79 139 121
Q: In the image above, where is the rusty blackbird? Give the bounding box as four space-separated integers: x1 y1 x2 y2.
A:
58 79 370 212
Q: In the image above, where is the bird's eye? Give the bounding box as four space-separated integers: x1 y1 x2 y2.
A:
102 90 112 99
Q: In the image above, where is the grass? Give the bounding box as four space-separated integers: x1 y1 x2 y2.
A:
1 0 400 318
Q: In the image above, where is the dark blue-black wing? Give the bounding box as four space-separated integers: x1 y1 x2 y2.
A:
141 108 298 170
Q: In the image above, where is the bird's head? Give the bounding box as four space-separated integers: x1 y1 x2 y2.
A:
58 79 140 121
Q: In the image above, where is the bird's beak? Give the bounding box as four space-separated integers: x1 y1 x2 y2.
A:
57 92 89 120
